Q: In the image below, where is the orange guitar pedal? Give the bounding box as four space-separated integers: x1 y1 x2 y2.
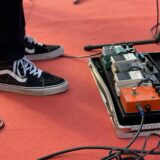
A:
120 86 160 113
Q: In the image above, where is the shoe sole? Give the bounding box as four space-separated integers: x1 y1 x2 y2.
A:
0 81 68 96
26 46 64 60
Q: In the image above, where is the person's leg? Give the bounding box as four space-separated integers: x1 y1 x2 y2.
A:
24 35 64 60
0 0 68 95
22 2 64 60
0 0 25 62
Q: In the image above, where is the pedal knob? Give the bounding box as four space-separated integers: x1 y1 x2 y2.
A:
132 87 137 95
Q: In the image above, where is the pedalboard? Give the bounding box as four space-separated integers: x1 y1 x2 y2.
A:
101 44 160 115
89 43 160 137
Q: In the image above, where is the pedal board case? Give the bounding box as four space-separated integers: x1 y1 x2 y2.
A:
89 52 160 138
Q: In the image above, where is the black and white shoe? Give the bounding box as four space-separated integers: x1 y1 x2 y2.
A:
24 36 64 60
0 56 68 95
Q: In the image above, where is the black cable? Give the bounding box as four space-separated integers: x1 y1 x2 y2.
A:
62 52 102 58
155 0 159 37
100 104 145 160
37 105 160 160
150 0 160 38
137 78 154 87
136 133 160 160
137 142 160 160
127 104 144 148
138 133 159 159
37 104 160 160
37 143 160 160
37 145 160 160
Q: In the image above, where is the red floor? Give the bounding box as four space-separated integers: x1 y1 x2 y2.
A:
0 0 160 159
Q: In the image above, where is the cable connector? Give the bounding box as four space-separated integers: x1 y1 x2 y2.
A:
136 103 145 117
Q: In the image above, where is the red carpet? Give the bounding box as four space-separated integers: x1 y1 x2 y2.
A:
0 0 160 159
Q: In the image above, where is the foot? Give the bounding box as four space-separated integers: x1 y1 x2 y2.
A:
24 36 64 60
0 56 68 95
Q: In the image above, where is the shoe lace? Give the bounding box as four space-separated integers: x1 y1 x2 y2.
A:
13 57 42 78
25 36 43 47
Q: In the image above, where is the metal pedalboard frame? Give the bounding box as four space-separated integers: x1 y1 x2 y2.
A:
89 57 160 138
